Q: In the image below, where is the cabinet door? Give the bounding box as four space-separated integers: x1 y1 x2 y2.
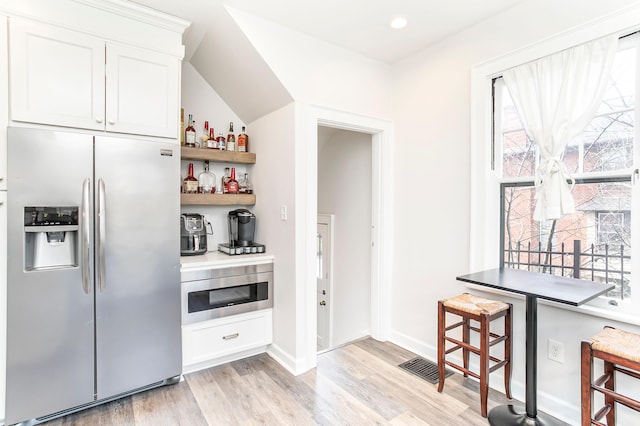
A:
8 18 105 130
105 43 179 138
0 15 7 191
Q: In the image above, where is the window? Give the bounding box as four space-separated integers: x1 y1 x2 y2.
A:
493 34 639 312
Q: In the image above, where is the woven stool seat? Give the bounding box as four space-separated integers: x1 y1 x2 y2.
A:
438 293 512 417
582 326 640 425
589 326 640 363
443 293 510 316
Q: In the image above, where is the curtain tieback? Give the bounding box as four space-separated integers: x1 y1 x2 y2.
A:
535 157 575 191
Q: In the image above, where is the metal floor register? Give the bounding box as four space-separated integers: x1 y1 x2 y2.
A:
398 357 452 384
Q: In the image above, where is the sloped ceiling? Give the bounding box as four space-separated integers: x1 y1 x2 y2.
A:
188 5 293 124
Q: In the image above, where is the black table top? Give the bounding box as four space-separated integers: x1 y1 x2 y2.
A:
456 268 614 306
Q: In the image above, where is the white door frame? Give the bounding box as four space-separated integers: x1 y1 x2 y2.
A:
301 104 393 371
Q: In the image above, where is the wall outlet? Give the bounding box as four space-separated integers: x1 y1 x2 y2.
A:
548 339 565 363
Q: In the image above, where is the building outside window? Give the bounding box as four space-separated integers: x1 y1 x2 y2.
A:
492 34 639 310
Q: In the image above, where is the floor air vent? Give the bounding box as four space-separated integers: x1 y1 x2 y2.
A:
398 357 452 384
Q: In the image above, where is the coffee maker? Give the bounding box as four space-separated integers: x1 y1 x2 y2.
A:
180 213 208 256
218 209 265 255
228 208 255 246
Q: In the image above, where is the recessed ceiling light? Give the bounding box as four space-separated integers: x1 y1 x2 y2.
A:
390 17 408 30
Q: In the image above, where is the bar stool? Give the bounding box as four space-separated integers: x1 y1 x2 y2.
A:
581 326 640 426
437 293 512 417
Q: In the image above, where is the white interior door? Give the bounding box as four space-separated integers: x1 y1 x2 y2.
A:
317 215 333 351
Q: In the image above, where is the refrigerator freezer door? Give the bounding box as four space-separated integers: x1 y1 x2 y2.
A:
6 128 95 424
94 136 181 398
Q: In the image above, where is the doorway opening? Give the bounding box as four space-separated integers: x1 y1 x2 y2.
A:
302 105 392 371
317 127 372 352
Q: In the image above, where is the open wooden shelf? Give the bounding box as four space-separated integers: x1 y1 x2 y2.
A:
181 146 256 164
180 193 256 206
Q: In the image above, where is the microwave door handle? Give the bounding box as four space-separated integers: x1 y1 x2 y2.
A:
97 178 106 293
81 178 91 295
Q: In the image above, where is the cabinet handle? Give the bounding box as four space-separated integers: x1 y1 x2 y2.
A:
222 333 239 340
96 117 103 123
108 119 116 125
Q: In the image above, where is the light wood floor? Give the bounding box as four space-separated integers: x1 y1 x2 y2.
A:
42 338 516 425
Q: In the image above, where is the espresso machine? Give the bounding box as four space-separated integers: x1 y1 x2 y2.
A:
218 209 265 255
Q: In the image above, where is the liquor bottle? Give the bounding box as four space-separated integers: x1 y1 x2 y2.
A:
227 167 239 194
197 161 216 194
206 127 217 149
200 121 210 147
237 126 248 152
180 108 185 145
226 122 236 151
239 172 253 194
184 114 196 148
217 131 226 151
182 163 198 193
222 167 230 193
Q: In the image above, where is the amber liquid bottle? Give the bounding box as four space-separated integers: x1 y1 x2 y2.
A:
237 126 248 152
182 163 198 193
184 114 196 148
226 122 236 151
227 167 239 194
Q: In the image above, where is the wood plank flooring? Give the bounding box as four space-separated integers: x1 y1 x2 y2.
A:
41 338 516 425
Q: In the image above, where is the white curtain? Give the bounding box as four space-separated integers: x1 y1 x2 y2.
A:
502 34 618 221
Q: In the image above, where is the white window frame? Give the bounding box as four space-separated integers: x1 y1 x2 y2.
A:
470 6 640 324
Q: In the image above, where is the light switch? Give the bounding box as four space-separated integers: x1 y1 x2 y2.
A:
281 204 288 221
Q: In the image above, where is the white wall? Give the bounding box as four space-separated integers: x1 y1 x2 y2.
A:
244 103 299 369
390 0 640 423
317 127 372 347
226 6 392 118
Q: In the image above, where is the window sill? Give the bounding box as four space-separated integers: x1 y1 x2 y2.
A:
466 283 640 327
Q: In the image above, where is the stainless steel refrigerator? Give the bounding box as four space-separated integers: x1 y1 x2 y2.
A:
5 127 181 425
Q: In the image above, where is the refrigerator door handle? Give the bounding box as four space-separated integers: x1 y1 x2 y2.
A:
81 178 91 295
97 178 106 293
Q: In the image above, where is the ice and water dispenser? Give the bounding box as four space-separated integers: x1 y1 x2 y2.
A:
24 206 79 270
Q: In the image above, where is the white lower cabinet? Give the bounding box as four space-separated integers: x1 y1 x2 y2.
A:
182 309 272 373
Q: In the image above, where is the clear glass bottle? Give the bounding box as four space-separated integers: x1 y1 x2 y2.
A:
182 162 198 193
197 161 216 194
237 125 248 152
239 172 252 194
227 167 239 194
184 114 196 148
222 167 231 193
226 122 236 151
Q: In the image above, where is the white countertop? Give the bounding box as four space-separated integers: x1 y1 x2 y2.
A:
180 250 274 272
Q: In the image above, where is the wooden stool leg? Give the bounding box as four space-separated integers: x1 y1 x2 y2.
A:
503 306 512 399
479 313 490 417
437 301 446 393
604 359 615 425
581 341 592 426
462 316 470 378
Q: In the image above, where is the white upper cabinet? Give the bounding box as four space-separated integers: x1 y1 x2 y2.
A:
9 18 105 132
105 43 179 138
9 18 180 138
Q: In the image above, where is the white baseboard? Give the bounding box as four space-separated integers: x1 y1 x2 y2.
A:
266 343 310 376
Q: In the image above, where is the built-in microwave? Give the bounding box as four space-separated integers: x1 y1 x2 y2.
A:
181 263 273 325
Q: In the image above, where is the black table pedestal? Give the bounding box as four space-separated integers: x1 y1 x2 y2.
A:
487 296 564 426
488 404 565 425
